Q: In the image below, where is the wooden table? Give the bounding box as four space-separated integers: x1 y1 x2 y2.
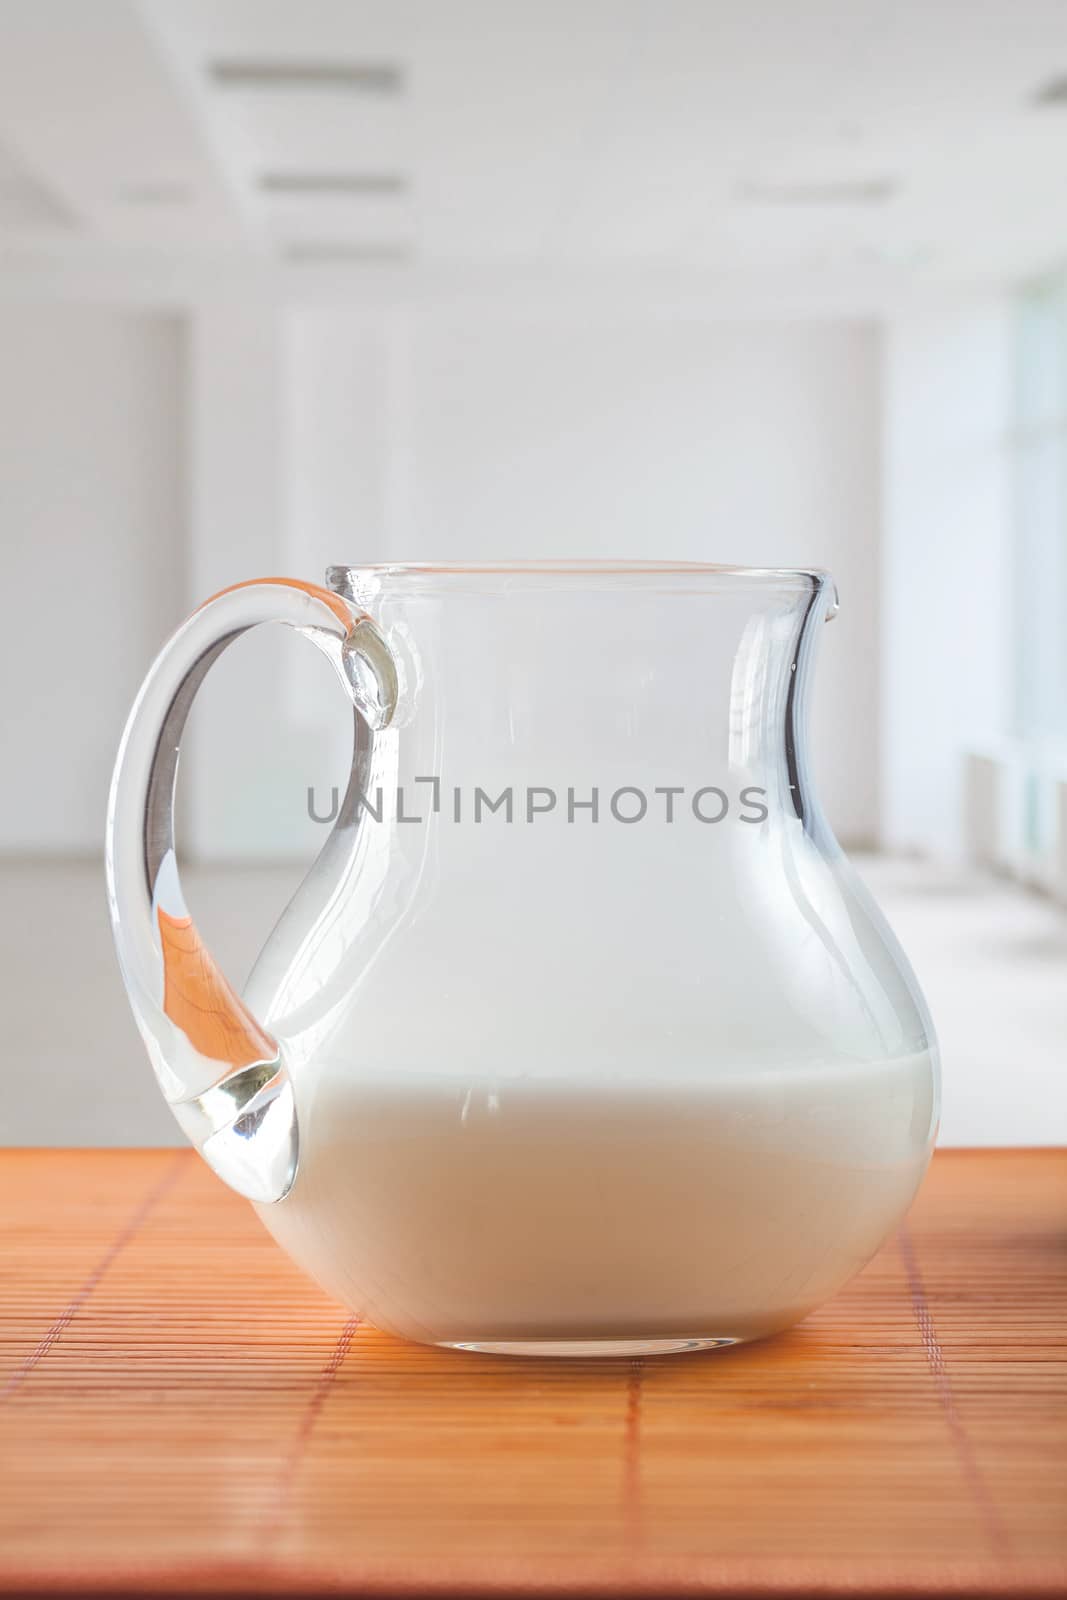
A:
0 1148 1063 1598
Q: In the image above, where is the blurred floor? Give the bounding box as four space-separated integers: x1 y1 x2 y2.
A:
857 854 1067 1145
1 855 1063 1147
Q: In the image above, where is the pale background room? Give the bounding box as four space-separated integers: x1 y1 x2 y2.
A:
0 0 1065 1149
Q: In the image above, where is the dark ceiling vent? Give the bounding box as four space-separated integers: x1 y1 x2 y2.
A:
121 182 192 206
1033 75 1067 104
260 173 409 195
209 60 404 94
284 242 413 264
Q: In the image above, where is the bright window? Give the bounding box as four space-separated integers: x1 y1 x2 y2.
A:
1013 278 1067 745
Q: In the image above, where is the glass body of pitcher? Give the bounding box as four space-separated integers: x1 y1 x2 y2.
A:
107 564 938 1357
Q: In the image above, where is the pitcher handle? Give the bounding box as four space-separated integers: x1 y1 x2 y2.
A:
105 578 398 1204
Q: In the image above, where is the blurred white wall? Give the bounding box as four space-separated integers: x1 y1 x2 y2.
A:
405 317 882 847
14 294 1031 865
2 303 876 861
881 297 1013 858
0 306 185 853
204 309 881 857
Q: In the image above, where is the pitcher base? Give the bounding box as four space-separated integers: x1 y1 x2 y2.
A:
438 1336 737 1358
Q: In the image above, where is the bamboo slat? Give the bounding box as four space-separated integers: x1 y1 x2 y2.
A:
0 1148 1063 1598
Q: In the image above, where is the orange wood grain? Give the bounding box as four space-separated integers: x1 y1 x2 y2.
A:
0 1148 1063 1598
157 908 276 1067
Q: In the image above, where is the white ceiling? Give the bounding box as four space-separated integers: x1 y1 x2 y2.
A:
0 0 1065 306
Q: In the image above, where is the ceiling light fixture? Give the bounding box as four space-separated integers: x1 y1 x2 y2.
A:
209 60 403 94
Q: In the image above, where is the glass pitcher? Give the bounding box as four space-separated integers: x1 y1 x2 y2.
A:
107 563 938 1357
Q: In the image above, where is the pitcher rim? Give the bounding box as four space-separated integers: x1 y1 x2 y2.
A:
328 560 836 599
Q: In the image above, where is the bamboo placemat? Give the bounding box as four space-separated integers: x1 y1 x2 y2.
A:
0 1148 1063 1598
